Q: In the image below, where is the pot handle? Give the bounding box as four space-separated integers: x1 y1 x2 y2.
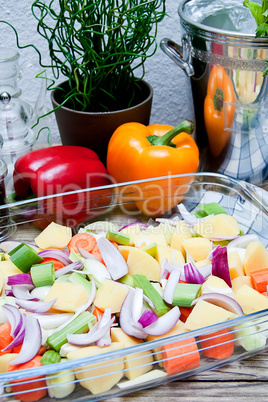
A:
160 38 194 77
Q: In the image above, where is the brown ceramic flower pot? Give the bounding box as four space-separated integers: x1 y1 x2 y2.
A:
51 80 153 166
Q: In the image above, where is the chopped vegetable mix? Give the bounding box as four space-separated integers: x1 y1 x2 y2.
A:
0 202 267 399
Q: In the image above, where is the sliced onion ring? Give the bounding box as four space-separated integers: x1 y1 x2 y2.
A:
227 233 259 249
77 246 101 261
38 249 72 265
7 274 34 287
191 293 244 316
10 315 42 365
142 306 181 336
67 311 114 346
120 289 147 339
97 236 128 280
11 285 36 301
15 298 58 313
55 260 84 278
2 304 23 338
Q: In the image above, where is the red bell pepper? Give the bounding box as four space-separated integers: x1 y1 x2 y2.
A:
13 146 111 228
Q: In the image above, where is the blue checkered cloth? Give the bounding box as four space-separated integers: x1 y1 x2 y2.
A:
218 105 268 184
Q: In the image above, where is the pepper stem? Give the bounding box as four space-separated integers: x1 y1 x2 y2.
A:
147 120 194 146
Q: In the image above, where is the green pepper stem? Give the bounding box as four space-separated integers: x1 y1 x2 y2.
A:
147 119 194 146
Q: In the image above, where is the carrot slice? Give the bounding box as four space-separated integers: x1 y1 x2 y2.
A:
67 232 97 254
179 307 193 323
199 328 234 360
8 355 47 401
0 322 14 355
162 337 200 375
40 257 64 271
92 307 104 321
250 268 268 294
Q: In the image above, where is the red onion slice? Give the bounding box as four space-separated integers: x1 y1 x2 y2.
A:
163 269 181 304
97 236 128 280
212 246 232 287
177 204 198 226
184 262 206 285
31 313 73 330
120 289 147 339
138 308 158 327
38 249 72 265
67 314 114 346
54 260 84 278
191 293 244 316
7 274 34 287
142 306 181 336
2 304 23 338
0 241 38 253
10 315 42 365
227 233 259 249
119 222 149 232
15 298 57 313
77 246 101 261
96 308 114 347
161 259 185 281
11 285 36 301
2 312 26 351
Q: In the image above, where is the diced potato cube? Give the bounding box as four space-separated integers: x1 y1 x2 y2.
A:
182 238 212 262
94 279 129 313
243 241 268 276
234 284 268 314
67 342 124 394
127 247 160 281
45 282 89 313
111 327 153 380
35 222 72 249
185 300 235 331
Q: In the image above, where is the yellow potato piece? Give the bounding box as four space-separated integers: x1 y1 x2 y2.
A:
111 327 153 380
170 220 192 258
45 282 89 313
94 279 129 313
182 237 212 262
228 250 244 279
234 284 268 314
155 244 184 266
67 342 124 395
243 241 268 276
194 214 240 239
185 300 235 331
35 222 72 249
232 276 253 293
127 247 160 281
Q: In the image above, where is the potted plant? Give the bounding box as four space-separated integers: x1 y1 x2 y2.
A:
29 0 166 163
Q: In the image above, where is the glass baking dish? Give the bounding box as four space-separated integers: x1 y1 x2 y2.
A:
0 172 267 402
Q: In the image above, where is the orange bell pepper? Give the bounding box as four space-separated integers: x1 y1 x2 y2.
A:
204 66 235 157
106 120 199 217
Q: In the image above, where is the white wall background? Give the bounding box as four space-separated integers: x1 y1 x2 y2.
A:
0 0 194 144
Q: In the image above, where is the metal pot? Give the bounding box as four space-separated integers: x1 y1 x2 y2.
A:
161 0 268 184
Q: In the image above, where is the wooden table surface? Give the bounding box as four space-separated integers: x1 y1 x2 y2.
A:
107 179 268 402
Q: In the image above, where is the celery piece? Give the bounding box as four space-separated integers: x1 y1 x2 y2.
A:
46 311 95 351
68 272 92 294
0 253 5 261
41 350 61 365
143 242 157 258
46 359 76 398
118 273 134 287
55 274 72 283
133 274 170 317
31 262 55 287
193 202 227 218
8 243 44 273
172 283 202 307
106 229 130 246
235 322 267 351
